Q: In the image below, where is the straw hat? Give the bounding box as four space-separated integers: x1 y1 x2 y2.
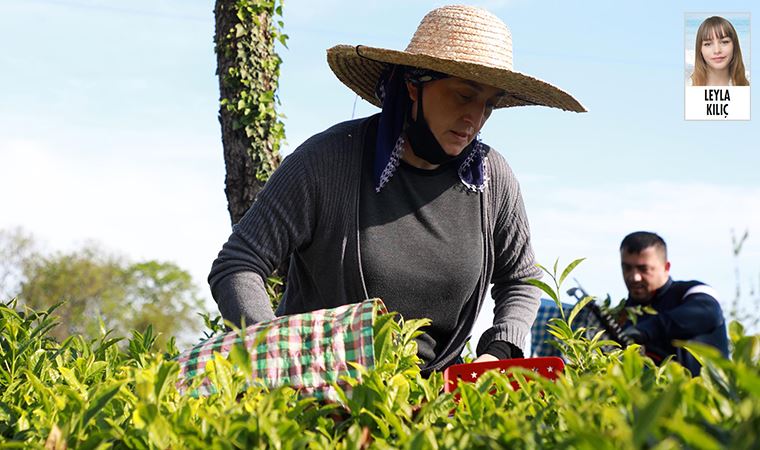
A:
327 5 585 112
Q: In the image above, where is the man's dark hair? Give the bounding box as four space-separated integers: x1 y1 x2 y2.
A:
620 231 668 259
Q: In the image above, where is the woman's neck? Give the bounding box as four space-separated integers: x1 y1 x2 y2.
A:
401 139 440 170
706 68 731 86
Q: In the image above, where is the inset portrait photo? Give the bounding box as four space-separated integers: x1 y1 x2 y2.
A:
685 13 751 120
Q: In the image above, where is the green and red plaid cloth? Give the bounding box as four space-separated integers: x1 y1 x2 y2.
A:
176 298 385 400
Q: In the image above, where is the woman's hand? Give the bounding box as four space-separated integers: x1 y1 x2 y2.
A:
472 353 499 363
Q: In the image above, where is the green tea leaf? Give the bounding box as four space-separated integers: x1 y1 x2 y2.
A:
153 361 179 403
633 385 678 447
526 279 558 303
82 382 124 427
559 258 585 287
568 295 593 328
663 417 722 450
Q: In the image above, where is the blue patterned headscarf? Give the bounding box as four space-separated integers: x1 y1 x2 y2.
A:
373 66 488 193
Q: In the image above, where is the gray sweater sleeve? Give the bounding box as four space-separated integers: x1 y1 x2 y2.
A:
208 149 315 327
476 156 542 356
211 270 275 326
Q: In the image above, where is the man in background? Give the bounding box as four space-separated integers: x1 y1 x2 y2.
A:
619 231 729 375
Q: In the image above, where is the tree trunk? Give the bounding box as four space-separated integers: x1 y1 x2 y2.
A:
213 0 284 224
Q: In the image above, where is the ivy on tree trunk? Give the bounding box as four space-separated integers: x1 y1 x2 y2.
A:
214 0 288 309
214 0 286 224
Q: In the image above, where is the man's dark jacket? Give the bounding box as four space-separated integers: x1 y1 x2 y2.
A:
627 278 729 376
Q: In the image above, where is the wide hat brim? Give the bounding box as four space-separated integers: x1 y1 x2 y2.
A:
327 44 587 112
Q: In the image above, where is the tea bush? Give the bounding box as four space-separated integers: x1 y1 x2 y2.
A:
1 261 758 449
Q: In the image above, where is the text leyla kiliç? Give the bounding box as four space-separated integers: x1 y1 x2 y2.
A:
704 88 731 118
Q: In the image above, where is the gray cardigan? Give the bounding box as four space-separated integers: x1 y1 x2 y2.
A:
209 115 541 373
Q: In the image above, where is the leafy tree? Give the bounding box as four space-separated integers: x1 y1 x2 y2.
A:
0 227 37 300
2 231 205 347
19 244 129 343
122 260 204 343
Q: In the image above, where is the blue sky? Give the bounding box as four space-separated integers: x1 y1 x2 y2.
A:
1 0 758 345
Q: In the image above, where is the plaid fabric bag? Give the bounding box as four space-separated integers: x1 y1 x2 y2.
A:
176 298 386 401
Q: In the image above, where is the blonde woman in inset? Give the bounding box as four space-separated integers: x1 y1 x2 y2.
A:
690 16 749 86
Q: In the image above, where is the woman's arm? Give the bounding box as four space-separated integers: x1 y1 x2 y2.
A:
208 149 316 327
476 156 541 357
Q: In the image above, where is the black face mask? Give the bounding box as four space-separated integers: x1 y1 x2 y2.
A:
405 82 472 165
